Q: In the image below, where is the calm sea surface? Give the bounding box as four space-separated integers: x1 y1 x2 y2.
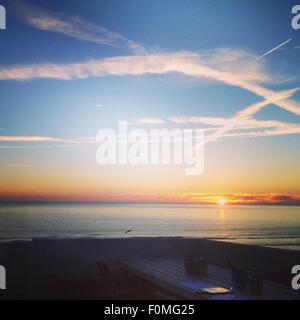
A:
0 203 300 250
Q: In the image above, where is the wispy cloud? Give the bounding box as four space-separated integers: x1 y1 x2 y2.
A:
207 90 300 143
0 49 296 117
128 192 300 205
170 116 300 140
130 118 165 125
5 163 30 168
0 48 299 144
234 88 300 118
0 136 63 142
11 0 146 54
96 104 104 108
178 192 300 205
0 49 269 82
0 135 101 146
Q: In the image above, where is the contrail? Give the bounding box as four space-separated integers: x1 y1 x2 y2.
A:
257 38 292 60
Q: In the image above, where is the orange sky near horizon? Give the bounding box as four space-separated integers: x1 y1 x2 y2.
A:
1 163 299 205
1 138 300 205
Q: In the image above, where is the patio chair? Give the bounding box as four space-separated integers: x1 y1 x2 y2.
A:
96 260 138 299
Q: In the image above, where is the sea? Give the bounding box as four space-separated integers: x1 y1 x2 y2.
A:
0 202 300 250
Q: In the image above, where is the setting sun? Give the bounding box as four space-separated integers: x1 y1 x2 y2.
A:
217 199 227 205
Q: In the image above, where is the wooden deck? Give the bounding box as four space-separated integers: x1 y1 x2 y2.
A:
120 257 300 300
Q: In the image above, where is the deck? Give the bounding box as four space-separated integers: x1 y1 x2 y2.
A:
120 257 300 300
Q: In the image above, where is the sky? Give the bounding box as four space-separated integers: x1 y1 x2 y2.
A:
0 0 300 205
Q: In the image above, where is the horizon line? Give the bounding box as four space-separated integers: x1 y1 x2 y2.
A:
0 200 299 207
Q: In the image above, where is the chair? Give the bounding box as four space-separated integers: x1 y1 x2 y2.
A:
96 260 137 299
96 260 120 298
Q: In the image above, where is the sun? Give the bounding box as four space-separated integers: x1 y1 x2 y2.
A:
217 199 227 205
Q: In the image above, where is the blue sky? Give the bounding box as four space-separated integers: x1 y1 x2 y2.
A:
0 0 299 203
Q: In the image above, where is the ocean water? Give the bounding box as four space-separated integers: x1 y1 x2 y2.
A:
0 203 300 251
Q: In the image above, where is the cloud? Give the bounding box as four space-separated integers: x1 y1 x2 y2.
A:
204 88 300 143
96 104 104 108
0 135 103 146
2 3 299 148
5 164 30 167
130 118 165 125
170 114 300 141
0 136 63 142
173 87 299 144
10 0 146 54
234 88 300 118
139 192 300 205
1 48 298 118
0 49 269 83
170 116 246 126
200 48 271 83
0 47 299 145
0 49 297 116
223 126 300 139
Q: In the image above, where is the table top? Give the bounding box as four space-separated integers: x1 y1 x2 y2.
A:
120 257 300 300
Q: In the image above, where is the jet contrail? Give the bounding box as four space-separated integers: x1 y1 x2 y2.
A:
257 38 292 60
